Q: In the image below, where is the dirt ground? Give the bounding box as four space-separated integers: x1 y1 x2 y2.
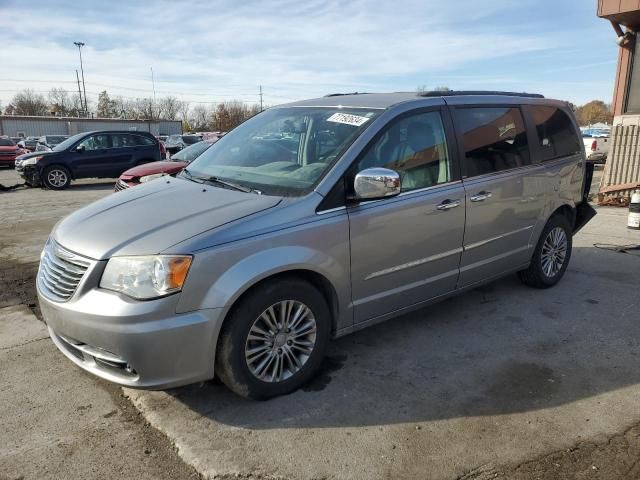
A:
2 167 640 480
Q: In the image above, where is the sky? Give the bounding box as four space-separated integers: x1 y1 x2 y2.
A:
0 0 620 109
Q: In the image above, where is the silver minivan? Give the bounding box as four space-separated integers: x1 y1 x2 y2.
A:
38 92 595 399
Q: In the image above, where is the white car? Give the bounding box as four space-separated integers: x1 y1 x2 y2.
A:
582 128 609 163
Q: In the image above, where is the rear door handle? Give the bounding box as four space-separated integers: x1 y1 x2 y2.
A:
436 199 461 211
470 191 492 202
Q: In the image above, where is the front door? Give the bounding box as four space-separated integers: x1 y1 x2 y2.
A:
452 106 547 286
70 133 113 178
348 109 465 323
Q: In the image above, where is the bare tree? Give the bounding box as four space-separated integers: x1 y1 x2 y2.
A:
11 89 49 116
48 88 74 116
134 98 155 119
156 96 186 120
191 104 210 130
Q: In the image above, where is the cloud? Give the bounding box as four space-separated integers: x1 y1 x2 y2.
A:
0 0 616 106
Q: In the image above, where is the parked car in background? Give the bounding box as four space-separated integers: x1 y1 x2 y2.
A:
165 134 202 154
582 128 609 163
0 137 25 167
35 135 69 152
39 91 595 399
10 137 23 144
15 130 162 189
157 135 168 142
115 139 216 191
17 136 39 152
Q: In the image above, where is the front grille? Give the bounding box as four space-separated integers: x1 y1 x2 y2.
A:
38 241 91 302
114 180 129 192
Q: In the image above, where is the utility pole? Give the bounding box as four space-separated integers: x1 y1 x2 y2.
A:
74 41 88 114
75 70 83 118
150 67 157 119
259 85 263 112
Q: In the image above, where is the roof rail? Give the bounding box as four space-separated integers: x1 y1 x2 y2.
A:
418 90 545 99
323 92 371 97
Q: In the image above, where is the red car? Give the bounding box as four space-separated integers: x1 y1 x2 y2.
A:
0 137 26 167
115 139 215 191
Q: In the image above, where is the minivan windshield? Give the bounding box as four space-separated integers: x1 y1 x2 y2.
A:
53 132 86 152
183 107 381 196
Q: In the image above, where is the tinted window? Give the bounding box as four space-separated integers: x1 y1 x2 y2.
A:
182 135 201 145
530 106 581 161
358 111 450 191
111 134 138 148
0 138 15 146
627 35 640 114
455 107 530 177
135 135 155 146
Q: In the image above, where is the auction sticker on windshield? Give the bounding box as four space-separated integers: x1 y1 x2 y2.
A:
327 112 370 127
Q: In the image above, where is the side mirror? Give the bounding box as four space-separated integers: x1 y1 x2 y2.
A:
75 144 85 152
352 167 401 201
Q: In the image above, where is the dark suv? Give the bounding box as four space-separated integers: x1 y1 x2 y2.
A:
15 131 163 189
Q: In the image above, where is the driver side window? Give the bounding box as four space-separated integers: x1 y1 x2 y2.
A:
358 111 450 191
77 134 110 151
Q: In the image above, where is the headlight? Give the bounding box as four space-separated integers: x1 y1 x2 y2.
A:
21 156 43 166
139 173 166 183
100 255 192 300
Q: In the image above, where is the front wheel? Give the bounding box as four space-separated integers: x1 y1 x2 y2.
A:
215 278 331 400
42 165 71 190
519 214 572 288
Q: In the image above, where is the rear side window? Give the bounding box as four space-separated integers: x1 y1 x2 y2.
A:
455 107 530 177
133 135 155 146
529 106 582 161
111 134 139 148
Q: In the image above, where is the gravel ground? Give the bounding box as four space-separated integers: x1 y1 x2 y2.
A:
0 169 199 480
2 166 640 480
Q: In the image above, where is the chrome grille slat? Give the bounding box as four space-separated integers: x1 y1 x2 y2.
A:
41 256 84 281
38 240 91 302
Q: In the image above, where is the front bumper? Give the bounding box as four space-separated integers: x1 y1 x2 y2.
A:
39 286 224 389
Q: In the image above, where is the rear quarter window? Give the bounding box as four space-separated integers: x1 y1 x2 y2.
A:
529 106 582 161
133 135 155 146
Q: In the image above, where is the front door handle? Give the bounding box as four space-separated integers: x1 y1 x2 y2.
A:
470 191 492 202
436 199 461 211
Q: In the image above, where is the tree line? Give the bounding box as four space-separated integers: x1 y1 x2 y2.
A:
1 88 263 132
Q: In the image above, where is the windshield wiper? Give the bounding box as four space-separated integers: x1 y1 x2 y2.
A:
181 169 259 194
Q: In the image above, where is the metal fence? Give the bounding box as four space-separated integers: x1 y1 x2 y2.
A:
0 116 182 137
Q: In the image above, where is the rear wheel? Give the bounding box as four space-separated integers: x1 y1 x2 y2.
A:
42 165 71 190
215 278 331 400
519 214 572 288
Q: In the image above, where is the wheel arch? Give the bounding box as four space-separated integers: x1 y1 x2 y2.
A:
220 269 341 338
550 203 577 231
42 163 74 183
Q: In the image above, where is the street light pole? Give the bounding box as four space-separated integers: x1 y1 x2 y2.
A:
74 42 88 115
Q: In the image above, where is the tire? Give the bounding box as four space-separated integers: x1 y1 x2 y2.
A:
216 278 331 400
42 165 71 190
519 214 573 289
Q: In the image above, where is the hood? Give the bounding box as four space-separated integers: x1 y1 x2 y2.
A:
0 145 20 152
16 150 57 161
53 177 282 259
120 161 187 178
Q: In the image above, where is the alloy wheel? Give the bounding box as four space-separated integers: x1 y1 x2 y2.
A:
541 226 568 278
47 169 68 188
245 300 317 383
